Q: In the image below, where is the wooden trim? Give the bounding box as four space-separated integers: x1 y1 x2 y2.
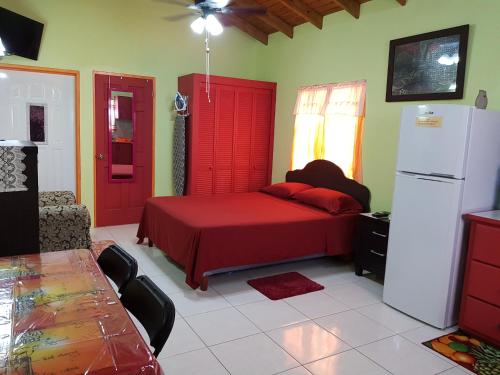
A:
334 0 360 18
225 15 269 45
92 70 156 225
0 63 81 202
276 0 323 29
395 0 407 5
257 13 294 38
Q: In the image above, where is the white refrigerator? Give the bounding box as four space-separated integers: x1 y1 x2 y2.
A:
383 104 500 329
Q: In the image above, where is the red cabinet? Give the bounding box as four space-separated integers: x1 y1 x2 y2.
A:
460 211 500 346
179 74 276 195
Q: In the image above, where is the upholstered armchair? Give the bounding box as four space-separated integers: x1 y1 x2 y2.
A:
39 191 92 252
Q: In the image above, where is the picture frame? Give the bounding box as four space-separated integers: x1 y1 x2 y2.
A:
27 103 48 144
386 25 469 102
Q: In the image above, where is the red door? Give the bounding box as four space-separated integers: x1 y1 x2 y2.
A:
94 74 154 227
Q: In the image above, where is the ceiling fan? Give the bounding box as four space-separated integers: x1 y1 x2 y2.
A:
161 0 266 35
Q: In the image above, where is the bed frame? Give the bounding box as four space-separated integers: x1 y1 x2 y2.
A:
286 159 371 212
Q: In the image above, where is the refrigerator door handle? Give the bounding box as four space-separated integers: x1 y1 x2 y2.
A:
430 172 455 178
417 177 455 184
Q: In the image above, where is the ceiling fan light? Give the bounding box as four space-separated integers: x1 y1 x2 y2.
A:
190 16 206 34
206 14 223 36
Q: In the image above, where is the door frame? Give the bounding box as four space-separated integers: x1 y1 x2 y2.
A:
92 70 156 225
0 63 81 202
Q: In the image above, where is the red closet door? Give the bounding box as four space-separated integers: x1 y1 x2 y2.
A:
250 89 274 191
233 89 254 193
214 86 236 194
193 85 216 195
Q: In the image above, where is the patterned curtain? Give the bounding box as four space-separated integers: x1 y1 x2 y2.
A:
291 80 366 182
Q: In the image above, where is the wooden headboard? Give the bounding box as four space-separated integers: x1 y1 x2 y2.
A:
286 159 371 212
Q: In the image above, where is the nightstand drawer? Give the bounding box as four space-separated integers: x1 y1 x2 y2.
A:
355 214 390 278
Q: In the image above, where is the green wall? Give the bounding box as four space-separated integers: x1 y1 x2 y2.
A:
258 0 500 211
0 0 262 219
2 0 499 216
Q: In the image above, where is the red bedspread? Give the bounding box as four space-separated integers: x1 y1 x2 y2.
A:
137 192 358 289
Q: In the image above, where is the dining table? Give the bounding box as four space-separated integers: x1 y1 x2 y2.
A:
0 249 163 374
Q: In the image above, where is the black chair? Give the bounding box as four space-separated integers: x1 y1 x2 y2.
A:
97 244 138 293
120 275 176 357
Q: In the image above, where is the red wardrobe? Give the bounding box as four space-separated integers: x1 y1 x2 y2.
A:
178 74 276 195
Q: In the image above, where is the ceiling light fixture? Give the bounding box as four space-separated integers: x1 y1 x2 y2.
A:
0 37 6 57
190 15 223 36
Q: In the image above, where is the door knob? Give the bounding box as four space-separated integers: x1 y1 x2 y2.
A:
96 153 104 160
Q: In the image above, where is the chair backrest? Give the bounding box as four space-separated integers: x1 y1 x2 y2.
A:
97 245 138 293
120 275 176 357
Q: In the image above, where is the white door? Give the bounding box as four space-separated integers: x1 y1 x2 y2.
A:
383 172 464 328
396 104 472 179
0 69 76 193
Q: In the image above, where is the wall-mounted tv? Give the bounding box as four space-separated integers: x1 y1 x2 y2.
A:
0 7 44 60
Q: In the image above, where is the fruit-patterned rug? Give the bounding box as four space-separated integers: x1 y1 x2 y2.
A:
423 330 499 374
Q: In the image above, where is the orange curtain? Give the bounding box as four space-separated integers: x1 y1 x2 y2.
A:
291 81 366 182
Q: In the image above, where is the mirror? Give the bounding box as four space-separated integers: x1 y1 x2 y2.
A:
109 90 134 181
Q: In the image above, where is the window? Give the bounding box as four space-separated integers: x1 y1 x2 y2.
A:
291 80 366 181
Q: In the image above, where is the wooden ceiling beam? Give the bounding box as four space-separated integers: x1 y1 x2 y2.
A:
224 14 269 45
395 0 407 5
277 0 323 29
333 0 360 18
233 0 294 38
257 13 294 38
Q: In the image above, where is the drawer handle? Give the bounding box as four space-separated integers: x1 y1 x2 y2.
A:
371 231 387 238
369 249 386 257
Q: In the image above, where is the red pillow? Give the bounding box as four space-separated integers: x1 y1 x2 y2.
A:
294 188 363 214
260 182 313 199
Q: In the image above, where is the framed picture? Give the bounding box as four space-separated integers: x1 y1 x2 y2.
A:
386 25 469 102
27 103 48 144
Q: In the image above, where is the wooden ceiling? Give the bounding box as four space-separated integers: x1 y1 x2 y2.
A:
223 0 407 44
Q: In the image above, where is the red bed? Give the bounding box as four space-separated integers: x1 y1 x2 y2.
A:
137 160 370 289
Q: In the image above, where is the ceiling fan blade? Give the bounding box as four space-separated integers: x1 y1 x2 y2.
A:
154 0 193 7
163 13 199 21
219 6 267 15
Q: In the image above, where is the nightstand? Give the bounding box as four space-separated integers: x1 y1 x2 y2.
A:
354 213 390 279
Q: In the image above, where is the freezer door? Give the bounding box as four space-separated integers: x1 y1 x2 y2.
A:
383 172 464 328
396 105 472 179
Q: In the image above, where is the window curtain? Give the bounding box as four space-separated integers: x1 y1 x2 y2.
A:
291 80 366 182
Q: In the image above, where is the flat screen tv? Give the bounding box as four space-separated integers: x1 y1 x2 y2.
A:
0 7 44 60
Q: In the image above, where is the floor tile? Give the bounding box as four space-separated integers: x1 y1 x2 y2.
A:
306 350 391 375
323 283 382 309
267 321 350 364
400 325 460 367
159 348 229 375
169 288 231 317
285 291 350 319
358 335 454 375
278 367 313 375
148 270 192 295
211 333 299 375
159 317 206 358
237 300 308 331
357 303 424 333
438 367 473 375
315 310 394 347
185 307 260 346
210 274 267 306
400 325 457 345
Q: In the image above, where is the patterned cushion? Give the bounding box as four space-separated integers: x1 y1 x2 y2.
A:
39 191 76 207
39 204 92 252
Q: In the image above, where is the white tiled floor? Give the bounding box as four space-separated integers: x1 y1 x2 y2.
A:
92 224 471 375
